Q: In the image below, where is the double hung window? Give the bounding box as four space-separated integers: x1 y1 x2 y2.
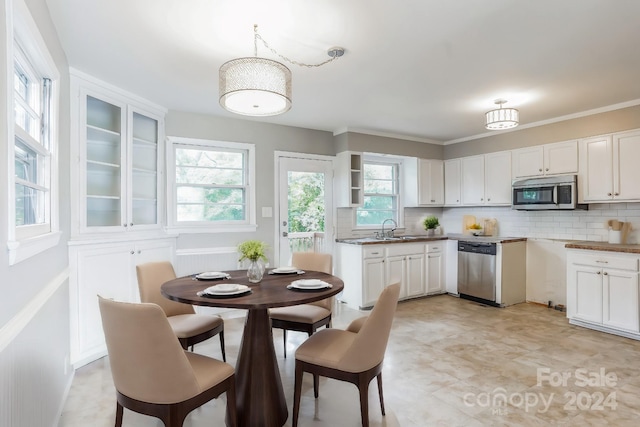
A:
7 0 60 264
167 137 256 232
356 159 400 227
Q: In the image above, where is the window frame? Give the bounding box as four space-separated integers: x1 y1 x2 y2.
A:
166 136 257 233
354 155 404 229
6 0 61 265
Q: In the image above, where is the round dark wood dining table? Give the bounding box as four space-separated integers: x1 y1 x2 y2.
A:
161 269 344 427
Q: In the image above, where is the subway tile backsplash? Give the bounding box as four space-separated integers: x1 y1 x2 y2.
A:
336 203 640 244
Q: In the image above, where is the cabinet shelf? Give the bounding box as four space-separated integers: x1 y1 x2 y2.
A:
132 137 157 147
87 160 121 171
132 167 157 175
87 124 120 138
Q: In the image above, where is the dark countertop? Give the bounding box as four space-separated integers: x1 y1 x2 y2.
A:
336 234 526 245
565 241 640 254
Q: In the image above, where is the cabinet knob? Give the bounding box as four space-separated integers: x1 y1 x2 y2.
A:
456 199 459 202
603 272 608 276
539 168 543 172
487 198 491 201
123 223 128 228
130 251 135 254
130 222 134 226
597 271 601 275
480 198 483 201
607 192 612 196
430 199 435 203
614 192 619 196
545 168 549 171
137 250 141 254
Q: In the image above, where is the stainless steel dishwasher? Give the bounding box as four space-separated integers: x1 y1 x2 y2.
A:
457 241 498 305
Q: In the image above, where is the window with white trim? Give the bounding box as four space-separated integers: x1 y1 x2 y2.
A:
167 137 256 232
7 0 60 265
356 158 400 227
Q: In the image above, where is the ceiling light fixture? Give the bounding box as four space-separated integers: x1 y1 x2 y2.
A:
485 99 519 130
219 25 344 117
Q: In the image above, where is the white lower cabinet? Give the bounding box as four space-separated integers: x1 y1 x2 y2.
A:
426 243 444 294
336 241 445 309
69 237 176 367
567 250 640 338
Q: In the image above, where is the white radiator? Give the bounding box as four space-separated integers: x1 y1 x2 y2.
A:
175 247 240 277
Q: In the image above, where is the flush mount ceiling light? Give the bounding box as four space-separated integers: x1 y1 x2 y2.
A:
485 99 519 130
219 25 344 117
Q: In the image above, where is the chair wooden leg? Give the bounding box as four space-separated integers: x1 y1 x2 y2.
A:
226 376 237 427
283 329 287 358
376 373 385 415
358 378 370 427
293 362 303 427
115 402 123 427
313 373 319 398
219 331 226 362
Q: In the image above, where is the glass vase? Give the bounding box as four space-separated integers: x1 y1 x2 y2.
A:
247 259 265 283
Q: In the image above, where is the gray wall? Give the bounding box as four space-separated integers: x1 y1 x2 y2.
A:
165 111 335 256
0 0 73 425
445 104 640 158
337 132 444 159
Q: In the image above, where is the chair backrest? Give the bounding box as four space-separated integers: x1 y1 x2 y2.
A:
98 296 201 404
292 252 333 310
338 283 400 373
136 261 194 317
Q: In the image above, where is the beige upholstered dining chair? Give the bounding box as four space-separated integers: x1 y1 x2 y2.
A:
269 252 333 358
98 296 237 427
292 283 401 427
136 261 226 361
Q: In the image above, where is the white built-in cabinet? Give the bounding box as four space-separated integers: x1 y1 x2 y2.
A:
68 70 175 368
579 129 640 203
444 159 461 206
335 151 363 207
69 237 176 367
512 140 578 179
71 73 165 236
336 241 446 309
567 249 640 338
460 151 511 206
403 158 444 206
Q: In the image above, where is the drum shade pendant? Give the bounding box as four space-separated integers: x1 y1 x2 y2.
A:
485 99 519 130
219 25 344 117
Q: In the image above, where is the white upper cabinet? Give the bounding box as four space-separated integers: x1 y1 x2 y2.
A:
512 140 578 179
404 158 444 206
461 155 485 205
484 151 512 205
70 72 165 237
460 151 511 206
579 129 640 202
335 151 363 207
444 159 461 206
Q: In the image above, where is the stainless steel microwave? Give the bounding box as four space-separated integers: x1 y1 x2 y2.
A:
512 175 587 210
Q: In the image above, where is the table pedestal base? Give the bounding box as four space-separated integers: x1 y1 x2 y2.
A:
230 308 288 427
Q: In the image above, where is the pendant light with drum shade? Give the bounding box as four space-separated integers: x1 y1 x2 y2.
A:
219 25 345 117
485 99 519 130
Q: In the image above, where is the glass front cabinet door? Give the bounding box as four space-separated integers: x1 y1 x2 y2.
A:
77 84 163 235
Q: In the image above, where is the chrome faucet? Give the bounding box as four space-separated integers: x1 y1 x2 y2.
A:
379 218 398 239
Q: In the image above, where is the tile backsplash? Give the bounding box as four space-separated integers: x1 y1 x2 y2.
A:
336 203 640 244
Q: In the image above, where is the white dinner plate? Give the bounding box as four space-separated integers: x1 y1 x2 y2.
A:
195 271 230 280
271 266 300 274
288 279 332 290
202 284 248 295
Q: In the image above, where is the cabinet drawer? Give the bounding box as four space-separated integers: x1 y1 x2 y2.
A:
426 243 443 253
363 246 385 258
386 243 425 257
572 253 639 271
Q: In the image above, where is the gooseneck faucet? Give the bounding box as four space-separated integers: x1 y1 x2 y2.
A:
381 218 398 239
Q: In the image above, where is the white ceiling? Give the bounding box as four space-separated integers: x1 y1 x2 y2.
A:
45 0 640 144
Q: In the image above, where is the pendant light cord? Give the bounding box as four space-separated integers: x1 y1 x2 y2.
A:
253 24 341 68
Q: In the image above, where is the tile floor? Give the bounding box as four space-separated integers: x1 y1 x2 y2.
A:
59 295 640 426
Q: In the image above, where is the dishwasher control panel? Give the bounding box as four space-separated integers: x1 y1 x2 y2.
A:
457 241 497 255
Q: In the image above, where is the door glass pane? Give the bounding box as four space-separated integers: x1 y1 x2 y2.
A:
287 171 325 252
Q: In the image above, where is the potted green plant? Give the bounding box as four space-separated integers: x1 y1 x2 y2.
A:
423 215 440 236
238 240 268 283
